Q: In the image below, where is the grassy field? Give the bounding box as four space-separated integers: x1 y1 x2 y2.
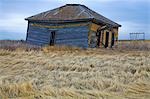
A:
118 40 150 50
0 40 150 99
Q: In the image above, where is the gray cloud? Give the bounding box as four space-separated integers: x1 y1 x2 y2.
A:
0 0 149 40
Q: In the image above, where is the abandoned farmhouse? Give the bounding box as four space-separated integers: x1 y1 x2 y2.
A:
25 4 121 48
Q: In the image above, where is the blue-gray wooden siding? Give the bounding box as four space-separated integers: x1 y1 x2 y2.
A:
26 22 90 48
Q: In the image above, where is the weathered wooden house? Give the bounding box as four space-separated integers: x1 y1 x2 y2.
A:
25 4 121 48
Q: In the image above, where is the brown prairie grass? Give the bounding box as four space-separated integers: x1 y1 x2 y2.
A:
0 40 150 98
118 40 150 51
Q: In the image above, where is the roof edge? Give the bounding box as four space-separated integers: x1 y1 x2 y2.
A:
65 4 83 6
25 18 121 27
93 19 121 27
25 18 94 23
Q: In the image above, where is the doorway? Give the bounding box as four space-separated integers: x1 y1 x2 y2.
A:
105 32 109 48
96 32 101 47
111 33 115 47
50 31 56 46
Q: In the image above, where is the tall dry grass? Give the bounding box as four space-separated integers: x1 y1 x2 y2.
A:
118 40 150 51
0 40 150 98
0 40 41 51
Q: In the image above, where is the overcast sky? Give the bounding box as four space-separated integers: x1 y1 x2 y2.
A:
0 0 150 40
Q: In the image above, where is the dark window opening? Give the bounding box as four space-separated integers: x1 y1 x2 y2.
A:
50 31 56 46
105 32 109 48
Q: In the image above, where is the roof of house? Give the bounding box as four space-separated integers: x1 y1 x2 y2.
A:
25 4 121 27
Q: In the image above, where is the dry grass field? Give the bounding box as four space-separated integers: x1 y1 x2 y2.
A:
118 40 150 50
0 40 150 99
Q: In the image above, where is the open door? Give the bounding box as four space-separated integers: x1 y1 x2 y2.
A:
50 31 56 46
105 32 109 48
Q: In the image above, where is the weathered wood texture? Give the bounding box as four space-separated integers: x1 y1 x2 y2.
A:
88 23 101 48
90 23 101 32
89 31 96 48
26 22 90 48
89 22 119 48
109 31 112 47
113 27 118 40
112 27 119 46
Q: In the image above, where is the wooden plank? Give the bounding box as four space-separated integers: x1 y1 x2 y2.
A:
113 27 118 40
112 27 118 46
108 31 112 47
56 41 88 48
89 31 97 48
30 22 89 29
56 38 87 43
55 35 87 41
26 21 30 41
27 40 48 46
56 38 88 48
90 23 101 32
34 21 90 26
103 30 106 47
28 31 50 36
88 22 92 47
100 30 104 47
29 26 49 33
27 36 49 43
28 33 50 39
56 29 88 37
27 38 49 44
